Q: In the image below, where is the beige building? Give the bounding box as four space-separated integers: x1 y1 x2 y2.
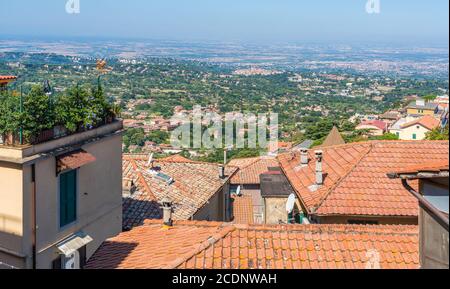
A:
390 115 441 140
0 121 123 269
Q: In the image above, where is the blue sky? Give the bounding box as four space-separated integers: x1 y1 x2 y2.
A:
0 0 448 45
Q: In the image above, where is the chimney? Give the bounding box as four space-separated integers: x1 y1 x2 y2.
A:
219 165 226 179
161 197 173 227
315 150 324 186
300 148 309 165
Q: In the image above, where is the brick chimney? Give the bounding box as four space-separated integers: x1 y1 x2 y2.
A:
315 150 324 186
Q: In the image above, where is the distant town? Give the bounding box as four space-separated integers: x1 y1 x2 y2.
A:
0 39 448 270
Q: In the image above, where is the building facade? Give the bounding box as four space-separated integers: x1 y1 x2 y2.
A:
0 121 123 269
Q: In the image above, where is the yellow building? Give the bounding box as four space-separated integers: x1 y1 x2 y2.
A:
406 99 439 116
0 121 123 269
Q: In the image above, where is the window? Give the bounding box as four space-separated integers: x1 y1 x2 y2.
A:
396 132 400 137
59 170 77 227
412 134 417 140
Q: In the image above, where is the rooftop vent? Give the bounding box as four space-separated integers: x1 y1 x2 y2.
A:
315 150 324 186
219 165 226 179
300 148 309 166
161 196 173 227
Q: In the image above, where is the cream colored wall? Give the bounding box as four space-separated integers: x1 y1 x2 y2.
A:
21 134 123 269
0 161 24 263
390 125 431 140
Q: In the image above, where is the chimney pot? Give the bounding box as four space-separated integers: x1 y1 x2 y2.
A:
161 197 173 226
219 165 225 179
300 149 309 165
315 150 324 185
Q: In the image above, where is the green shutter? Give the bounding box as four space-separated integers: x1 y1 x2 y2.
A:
60 170 77 227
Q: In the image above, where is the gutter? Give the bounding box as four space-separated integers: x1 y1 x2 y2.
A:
400 179 449 230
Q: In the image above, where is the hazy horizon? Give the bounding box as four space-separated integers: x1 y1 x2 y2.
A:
0 0 449 46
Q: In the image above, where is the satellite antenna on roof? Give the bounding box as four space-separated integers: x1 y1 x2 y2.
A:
146 153 154 168
286 194 296 213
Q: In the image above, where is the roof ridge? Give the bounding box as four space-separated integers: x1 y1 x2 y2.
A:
166 224 236 269
233 223 418 236
312 142 375 213
129 158 158 200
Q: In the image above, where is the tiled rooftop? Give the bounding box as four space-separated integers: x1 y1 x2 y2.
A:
0 75 17 81
231 195 254 224
122 154 238 230
393 160 449 176
86 220 419 269
278 141 449 217
228 156 279 185
401 115 441 131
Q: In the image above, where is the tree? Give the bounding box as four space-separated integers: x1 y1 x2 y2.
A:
89 84 111 125
55 85 91 132
0 91 21 142
21 86 55 140
426 126 449 140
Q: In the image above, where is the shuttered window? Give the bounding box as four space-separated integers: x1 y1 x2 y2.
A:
60 170 77 227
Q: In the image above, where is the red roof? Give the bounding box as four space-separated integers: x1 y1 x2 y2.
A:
86 220 419 269
57 150 96 173
401 115 441 131
278 141 449 218
228 156 279 185
357 120 388 131
0 75 17 81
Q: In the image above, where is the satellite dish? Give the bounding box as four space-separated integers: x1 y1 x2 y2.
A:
236 185 242 197
146 153 154 167
286 194 296 213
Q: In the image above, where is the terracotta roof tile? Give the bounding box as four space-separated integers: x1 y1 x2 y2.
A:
357 120 388 131
278 140 449 217
57 150 96 173
122 154 238 230
231 195 254 224
229 156 279 185
86 220 419 269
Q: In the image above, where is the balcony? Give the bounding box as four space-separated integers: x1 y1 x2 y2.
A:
0 120 123 163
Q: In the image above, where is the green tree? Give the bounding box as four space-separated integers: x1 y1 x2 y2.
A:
0 91 21 141
426 126 449 140
21 86 55 140
55 85 90 132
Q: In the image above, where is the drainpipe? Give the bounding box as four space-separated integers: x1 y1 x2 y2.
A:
401 179 449 230
31 164 37 269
